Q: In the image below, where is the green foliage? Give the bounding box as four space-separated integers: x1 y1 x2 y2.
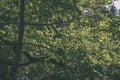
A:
0 0 119 80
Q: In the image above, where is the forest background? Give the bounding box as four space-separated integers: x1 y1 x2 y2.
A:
0 0 120 80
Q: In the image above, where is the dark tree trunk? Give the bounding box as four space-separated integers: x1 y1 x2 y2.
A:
8 0 25 80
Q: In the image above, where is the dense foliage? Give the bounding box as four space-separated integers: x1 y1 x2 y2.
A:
0 0 120 80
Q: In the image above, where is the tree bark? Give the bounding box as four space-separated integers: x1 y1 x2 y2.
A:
8 0 25 80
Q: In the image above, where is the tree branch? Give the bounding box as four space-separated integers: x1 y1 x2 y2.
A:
0 52 66 67
25 19 73 27
0 59 13 66
23 51 45 62
23 43 50 49
0 59 31 67
0 38 50 50
23 51 66 67
19 62 32 66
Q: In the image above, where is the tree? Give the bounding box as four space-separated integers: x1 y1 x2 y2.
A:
0 0 120 80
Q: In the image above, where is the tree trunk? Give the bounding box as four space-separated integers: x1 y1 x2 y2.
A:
8 0 25 80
